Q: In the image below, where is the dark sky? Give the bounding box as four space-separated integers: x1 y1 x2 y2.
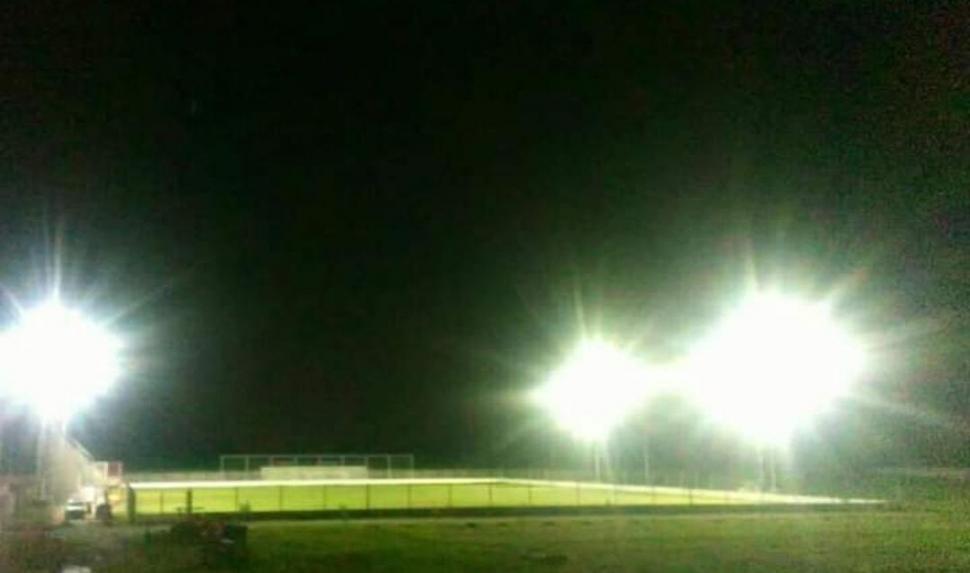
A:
1 2 967 469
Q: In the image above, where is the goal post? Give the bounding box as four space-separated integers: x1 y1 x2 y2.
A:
219 453 415 479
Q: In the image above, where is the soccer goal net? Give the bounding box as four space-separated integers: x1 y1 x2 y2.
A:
218 453 415 479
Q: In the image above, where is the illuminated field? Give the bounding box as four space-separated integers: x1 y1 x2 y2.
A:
127 479 870 517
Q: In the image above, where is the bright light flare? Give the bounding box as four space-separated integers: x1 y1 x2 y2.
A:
533 340 649 441
0 300 122 420
686 293 865 444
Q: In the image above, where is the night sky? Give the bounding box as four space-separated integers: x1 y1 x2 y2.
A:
1 3 967 470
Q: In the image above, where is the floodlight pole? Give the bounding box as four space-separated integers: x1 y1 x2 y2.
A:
0 410 5 474
758 445 778 492
757 446 765 492
35 421 49 500
593 442 603 482
0 404 9 475
768 447 778 492
642 436 650 485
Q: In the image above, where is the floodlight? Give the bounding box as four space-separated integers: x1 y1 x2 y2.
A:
685 293 864 444
0 300 121 421
533 340 649 441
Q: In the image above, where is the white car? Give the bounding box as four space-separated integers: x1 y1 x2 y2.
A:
65 499 88 520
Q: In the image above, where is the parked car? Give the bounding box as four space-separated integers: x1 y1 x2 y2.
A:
65 499 88 520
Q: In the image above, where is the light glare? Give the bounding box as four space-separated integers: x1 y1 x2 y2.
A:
686 293 864 444
0 301 121 420
534 340 649 441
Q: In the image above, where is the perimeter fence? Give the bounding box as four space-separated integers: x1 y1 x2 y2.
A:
124 477 858 521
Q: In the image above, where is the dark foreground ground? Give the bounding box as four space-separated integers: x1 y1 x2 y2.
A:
4 509 970 572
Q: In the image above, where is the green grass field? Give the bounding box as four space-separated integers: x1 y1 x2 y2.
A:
242 512 970 573
128 479 853 517
17 510 970 572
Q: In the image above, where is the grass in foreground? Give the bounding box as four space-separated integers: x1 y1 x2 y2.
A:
23 510 970 572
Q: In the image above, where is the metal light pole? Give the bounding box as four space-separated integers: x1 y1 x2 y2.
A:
768 447 778 492
35 422 49 500
0 410 5 475
758 446 766 492
593 443 602 482
643 433 651 485
758 445 778 492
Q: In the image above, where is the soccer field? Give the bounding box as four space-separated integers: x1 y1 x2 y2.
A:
127 478 863 517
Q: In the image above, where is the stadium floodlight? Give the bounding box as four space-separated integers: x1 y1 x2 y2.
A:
685 292 865 445
0 299 122 421
533 340 649 442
